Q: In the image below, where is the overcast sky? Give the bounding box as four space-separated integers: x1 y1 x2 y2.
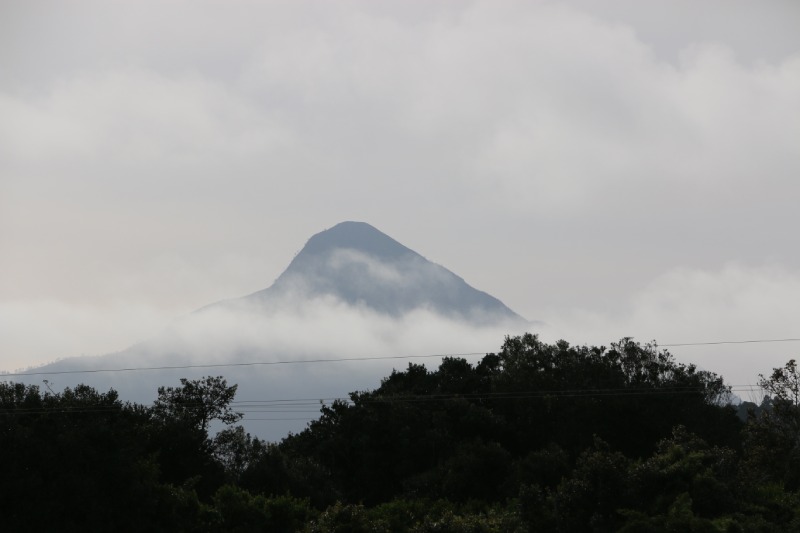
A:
2 0 800 390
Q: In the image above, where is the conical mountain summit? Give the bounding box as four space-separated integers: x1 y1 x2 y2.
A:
231 221 525 324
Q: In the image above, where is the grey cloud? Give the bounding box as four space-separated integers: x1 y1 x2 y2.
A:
2 0 799 401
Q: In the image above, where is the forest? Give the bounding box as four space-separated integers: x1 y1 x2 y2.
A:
2 333 800 532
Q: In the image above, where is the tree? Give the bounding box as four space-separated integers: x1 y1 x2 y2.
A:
213 426 266 484
760 359 800 410
149 376 242 499
0 381 197 531
744 360 800 488
153 375 242 432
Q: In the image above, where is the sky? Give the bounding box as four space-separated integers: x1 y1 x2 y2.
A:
2 0 800 393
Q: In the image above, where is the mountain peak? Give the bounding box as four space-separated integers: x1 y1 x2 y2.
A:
298 221 417 262
240 222 525 324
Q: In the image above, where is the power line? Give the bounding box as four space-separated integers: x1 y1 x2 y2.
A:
2 336 800 378
0 385 767 417
1 352 488 377
661 338 800 347
241 418 314 421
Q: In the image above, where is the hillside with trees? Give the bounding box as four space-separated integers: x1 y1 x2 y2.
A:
3 334 799 531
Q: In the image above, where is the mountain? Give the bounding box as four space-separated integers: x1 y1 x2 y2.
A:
18 222 529 441
216 221 524 324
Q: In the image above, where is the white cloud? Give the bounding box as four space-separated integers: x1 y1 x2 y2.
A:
3 295 524 441
153 294 520 363
0 299 177 371
327 249 407 284
538 263 800 387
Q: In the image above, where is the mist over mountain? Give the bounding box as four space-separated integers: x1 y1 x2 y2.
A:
13 222 529 440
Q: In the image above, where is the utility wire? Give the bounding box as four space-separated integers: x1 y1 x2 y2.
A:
238 415 316 420
2 336 799 378
0 385 766 417
661 338 800 347
1 352 488 377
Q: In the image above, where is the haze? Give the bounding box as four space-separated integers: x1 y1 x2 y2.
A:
2 0 800 392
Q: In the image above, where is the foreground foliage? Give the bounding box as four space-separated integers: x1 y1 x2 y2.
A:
2 334 800 531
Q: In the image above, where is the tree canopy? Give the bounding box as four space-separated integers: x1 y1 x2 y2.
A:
2 334 800 531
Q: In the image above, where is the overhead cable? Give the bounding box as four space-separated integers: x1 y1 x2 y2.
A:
3 336 800 378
